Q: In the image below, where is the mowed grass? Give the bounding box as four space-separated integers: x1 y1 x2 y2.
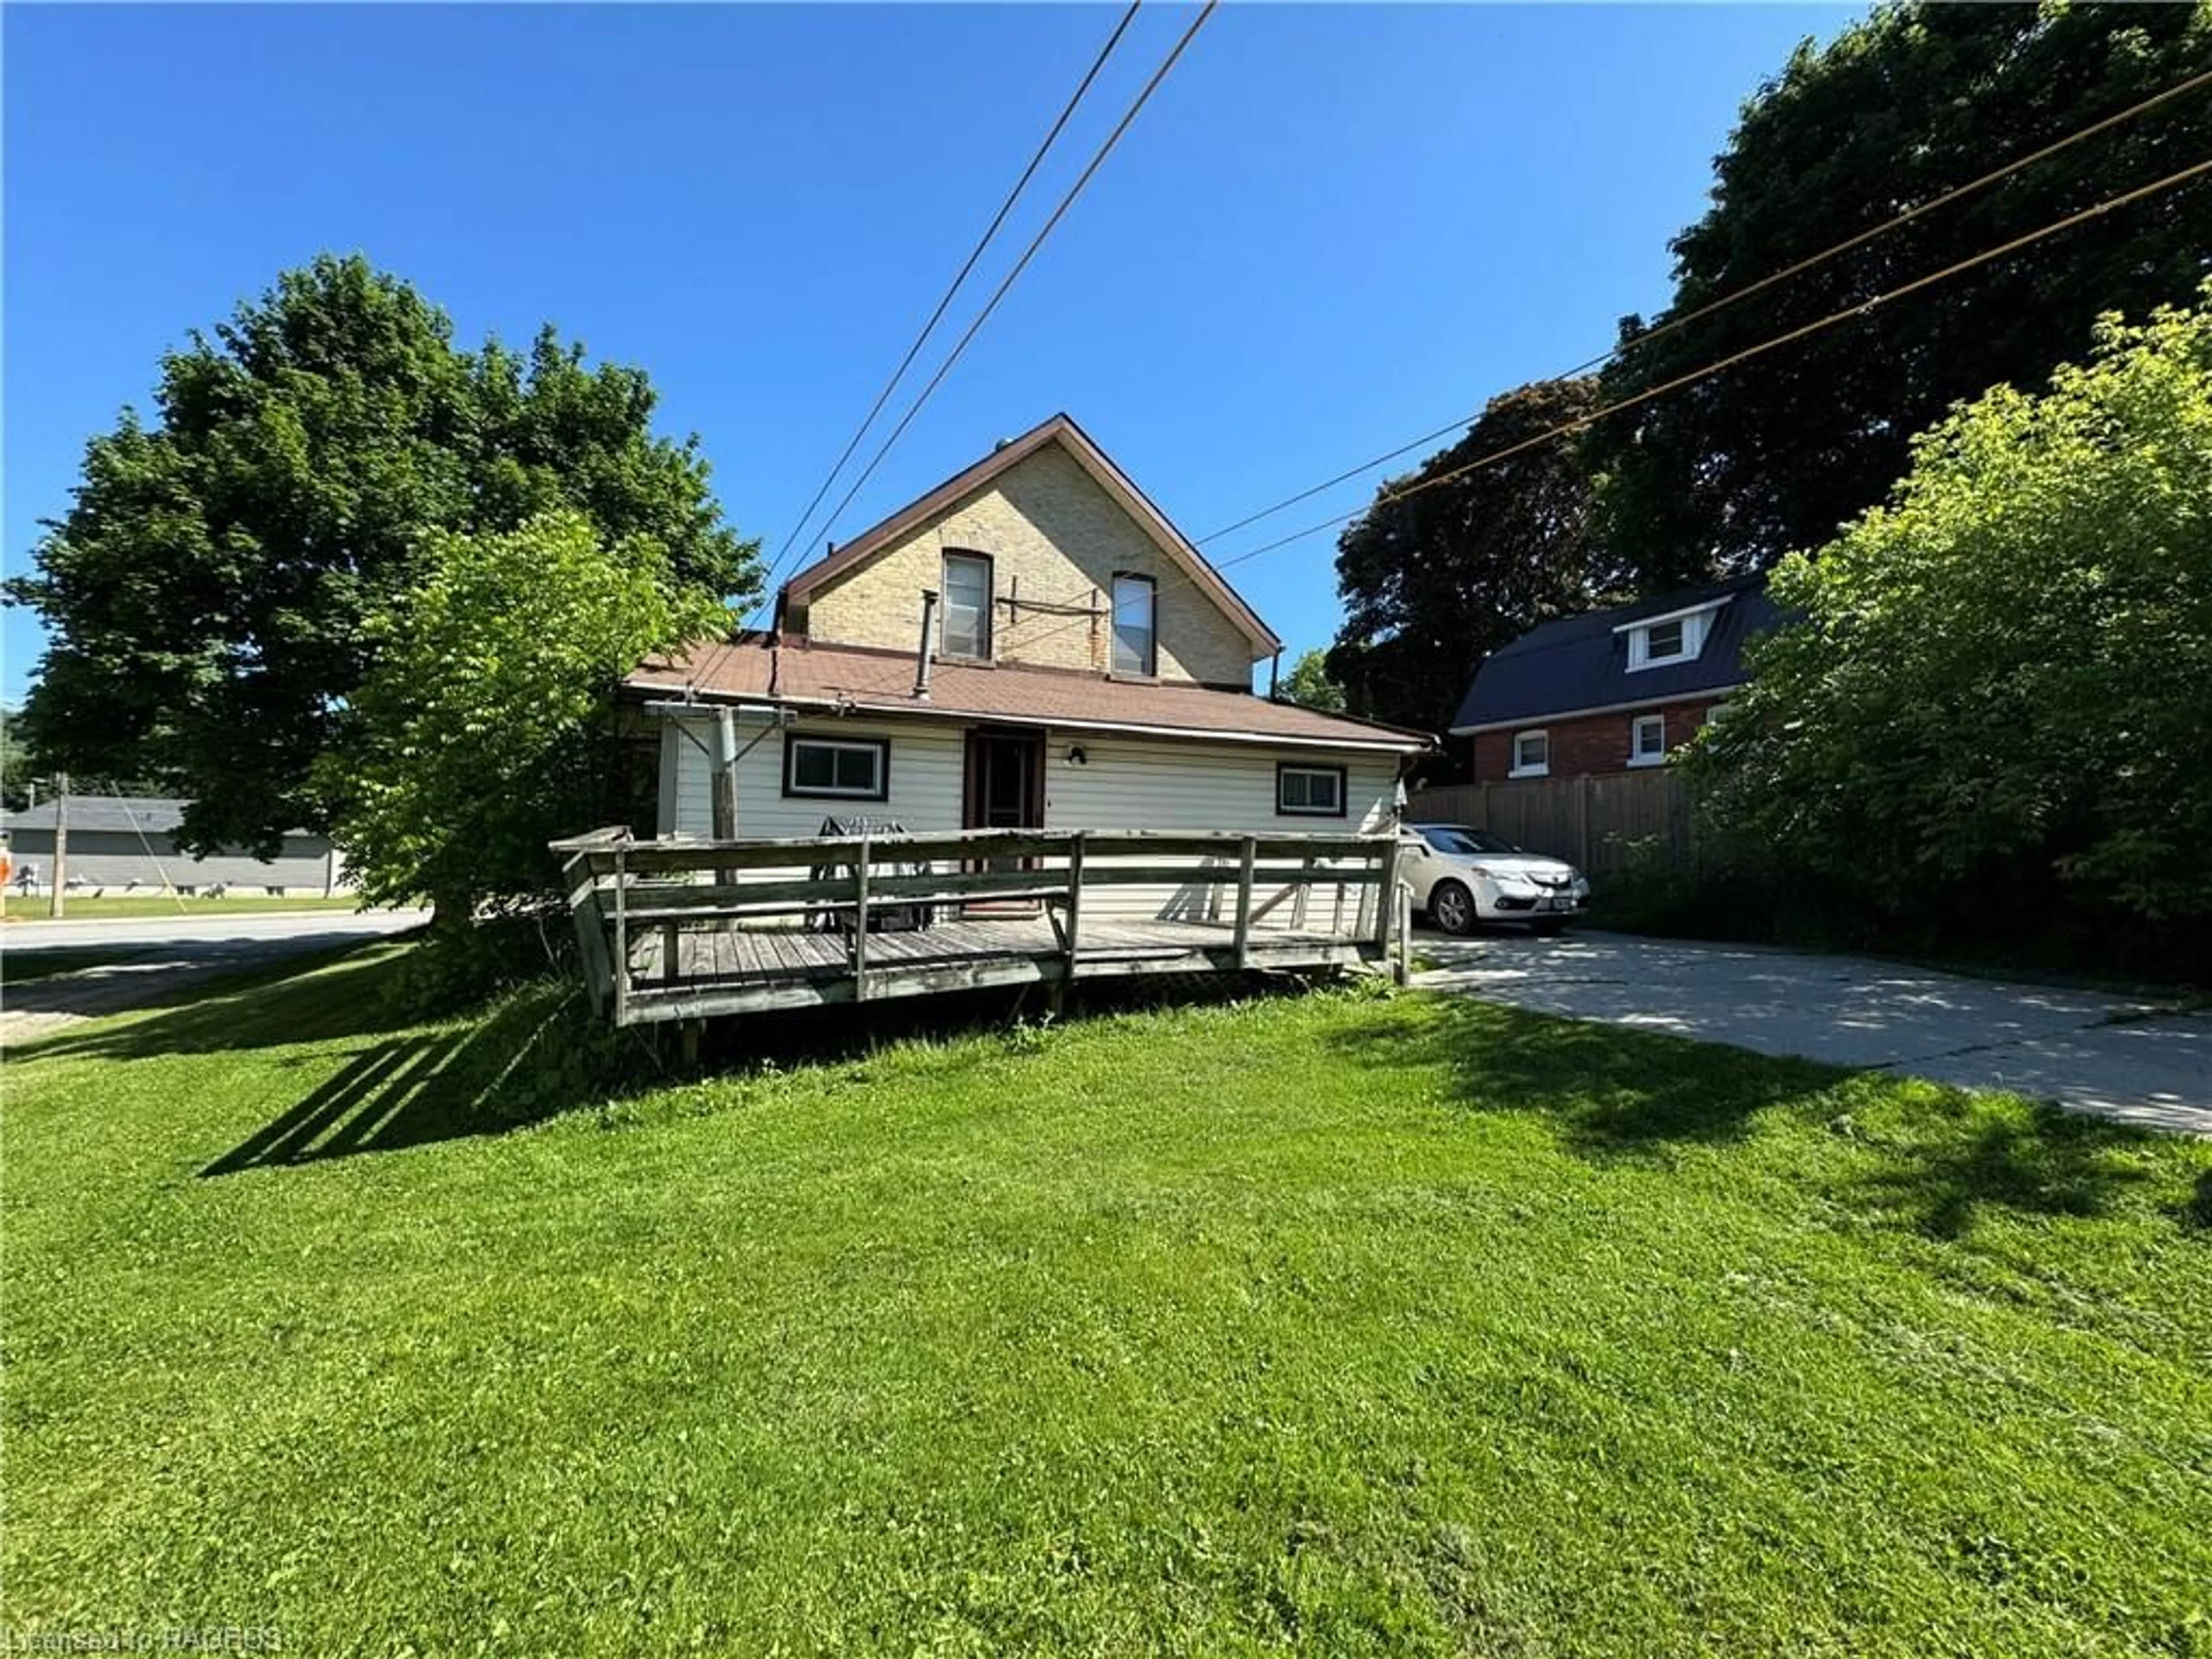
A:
6 947 2210 1657
2 894 368 923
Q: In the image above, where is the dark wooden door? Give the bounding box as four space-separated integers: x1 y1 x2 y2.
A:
963 729 1046 912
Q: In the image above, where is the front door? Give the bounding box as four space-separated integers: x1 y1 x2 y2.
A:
963 728 1046 911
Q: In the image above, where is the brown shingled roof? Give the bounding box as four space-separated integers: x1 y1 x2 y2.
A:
627 637 1431 753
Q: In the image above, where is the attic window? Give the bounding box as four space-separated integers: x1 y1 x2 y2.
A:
1622 600 1724 672
941 552 992 659
1112 573 1156 676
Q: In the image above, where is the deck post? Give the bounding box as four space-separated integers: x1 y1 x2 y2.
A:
680 1017 702 1069
1290 857 1313 931
612 840 630 1027
1062 831 1087 982
852 830 870 1001
1393 880 1412 986
1373 834 1403 961
1232 836 1257 969
711 708 740 882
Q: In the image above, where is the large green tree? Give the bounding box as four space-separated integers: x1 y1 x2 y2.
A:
1590 2 2212 589
7 255 757 857
1327 378 1611 742
1690 286 2212 947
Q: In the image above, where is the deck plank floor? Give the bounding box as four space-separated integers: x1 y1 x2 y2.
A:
618 912 1368 1024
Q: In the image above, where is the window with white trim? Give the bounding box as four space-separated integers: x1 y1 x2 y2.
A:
1510 730 1549 778
1630 714 1667 765
783 735 890 801
1111 573 1156 676
1625 605 1719 671
940 552 991 659
1277 763 1347 817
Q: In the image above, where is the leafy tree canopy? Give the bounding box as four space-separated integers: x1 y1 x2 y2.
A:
319 510 727 917
1590 1 2212 589
7 255 758 857
1280 649 1347 714
1326 378 1613 746
1689 285 2212 941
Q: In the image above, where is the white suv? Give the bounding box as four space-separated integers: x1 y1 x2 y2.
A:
1400 823 1590 936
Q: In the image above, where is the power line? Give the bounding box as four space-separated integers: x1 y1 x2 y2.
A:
1191 62 2212 548
787 0 1221 601
1001 151 2212 664
979 60 2212 643
748 3 1145 620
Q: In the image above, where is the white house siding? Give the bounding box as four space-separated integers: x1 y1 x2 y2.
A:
663 714 1400 929
665 715 965 839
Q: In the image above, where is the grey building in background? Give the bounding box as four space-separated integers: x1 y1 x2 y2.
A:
0 796 348 895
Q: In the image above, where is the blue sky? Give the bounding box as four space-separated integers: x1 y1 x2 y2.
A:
3 2 1853 702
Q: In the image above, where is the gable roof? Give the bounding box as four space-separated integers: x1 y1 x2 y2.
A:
1449 574 1786 734
627 635 1429 755
781 413 1283 656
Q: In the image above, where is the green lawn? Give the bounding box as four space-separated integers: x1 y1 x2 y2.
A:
3 893 366 923
6 947 2209 1657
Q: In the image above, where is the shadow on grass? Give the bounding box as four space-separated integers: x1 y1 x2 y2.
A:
9 939 432 1062
199 980 632 1174
194 961 1323 1173
1346 994 2203 1240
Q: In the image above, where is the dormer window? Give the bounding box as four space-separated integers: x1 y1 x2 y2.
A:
941 551 991 659
1620 599 1725 672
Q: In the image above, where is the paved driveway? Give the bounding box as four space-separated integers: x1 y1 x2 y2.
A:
2 908 429 1041
1414 931 2211 1135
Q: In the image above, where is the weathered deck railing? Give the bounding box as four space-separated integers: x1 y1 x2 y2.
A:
550 827 1411 1028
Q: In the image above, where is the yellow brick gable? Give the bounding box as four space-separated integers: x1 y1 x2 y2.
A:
795 442 1260 687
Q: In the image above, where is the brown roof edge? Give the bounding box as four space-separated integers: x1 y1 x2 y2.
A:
779 413 1283 656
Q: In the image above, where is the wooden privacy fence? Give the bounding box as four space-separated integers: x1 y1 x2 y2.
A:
1406 770 1691 873
551 827 1412 1031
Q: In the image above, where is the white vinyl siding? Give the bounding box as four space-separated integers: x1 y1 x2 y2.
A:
669 717 964 840
665 716 1400 925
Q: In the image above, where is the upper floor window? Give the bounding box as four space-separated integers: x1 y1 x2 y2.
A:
941 552 992 659
1622 600 1724 672
1112 573 1156 676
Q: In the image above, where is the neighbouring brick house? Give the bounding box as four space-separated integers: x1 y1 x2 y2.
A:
627 414 1429 915
1449 574 1781 783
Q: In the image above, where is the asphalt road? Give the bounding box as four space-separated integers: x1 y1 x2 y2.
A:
1415 930 2210 1136
2 908 430 1037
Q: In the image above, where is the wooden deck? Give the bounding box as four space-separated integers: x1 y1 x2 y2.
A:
552 827 1411 1029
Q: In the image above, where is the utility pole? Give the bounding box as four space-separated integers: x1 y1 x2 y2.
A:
50 772 69 919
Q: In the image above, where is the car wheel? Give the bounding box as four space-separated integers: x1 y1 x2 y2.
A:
1430 879 1478 936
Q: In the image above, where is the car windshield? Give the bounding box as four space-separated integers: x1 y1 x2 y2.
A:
1419 826 1518 856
